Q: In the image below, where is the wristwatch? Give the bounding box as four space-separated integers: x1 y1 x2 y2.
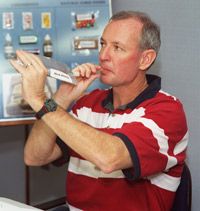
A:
35 98 58 119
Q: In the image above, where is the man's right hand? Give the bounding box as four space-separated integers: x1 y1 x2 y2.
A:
54 63 101 109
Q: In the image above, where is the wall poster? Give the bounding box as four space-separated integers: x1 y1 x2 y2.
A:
0 0 112 122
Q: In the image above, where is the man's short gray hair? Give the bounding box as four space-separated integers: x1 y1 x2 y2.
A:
110 11 161 54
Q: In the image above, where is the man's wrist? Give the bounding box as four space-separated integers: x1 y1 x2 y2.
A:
35 98 58 119
31 98 46 113
52 95 71 110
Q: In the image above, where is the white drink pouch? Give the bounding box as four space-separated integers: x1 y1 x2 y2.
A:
38 55 77 85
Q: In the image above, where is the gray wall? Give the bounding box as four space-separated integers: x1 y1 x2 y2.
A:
112 1 199 210
0 124 67 206
0 125 26 202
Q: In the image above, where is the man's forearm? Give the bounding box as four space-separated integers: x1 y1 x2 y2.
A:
42 106 132 173
24 92 74 166
24 119 61 166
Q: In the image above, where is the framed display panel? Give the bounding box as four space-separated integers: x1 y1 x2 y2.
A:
0 0 112 123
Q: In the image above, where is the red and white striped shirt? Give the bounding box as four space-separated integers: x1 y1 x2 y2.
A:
59 75 188 211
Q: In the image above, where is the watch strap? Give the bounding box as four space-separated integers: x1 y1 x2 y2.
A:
35 98 57 119
35 105 49 119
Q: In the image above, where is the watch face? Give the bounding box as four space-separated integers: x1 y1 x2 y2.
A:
35 98 57 119
45 99 57 111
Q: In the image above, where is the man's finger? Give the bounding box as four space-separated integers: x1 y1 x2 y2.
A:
9 59 26 74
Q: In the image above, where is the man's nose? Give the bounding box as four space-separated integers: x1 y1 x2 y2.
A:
99 47 110 61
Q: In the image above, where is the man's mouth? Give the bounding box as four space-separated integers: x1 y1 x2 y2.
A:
99 65 112 73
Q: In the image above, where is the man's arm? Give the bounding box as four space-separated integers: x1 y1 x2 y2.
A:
25 103 133 172
24 120 62 166
24 85 75 166
10 50 132 172
10 51 98 166
41 106 133 173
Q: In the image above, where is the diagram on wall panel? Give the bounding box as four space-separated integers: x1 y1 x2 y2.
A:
0 0 112 121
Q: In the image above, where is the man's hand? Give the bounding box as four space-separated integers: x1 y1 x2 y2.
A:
10 50 47 111
10 50 100 111
54 63 101 109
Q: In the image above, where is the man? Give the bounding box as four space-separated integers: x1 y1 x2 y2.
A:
10 11 188 211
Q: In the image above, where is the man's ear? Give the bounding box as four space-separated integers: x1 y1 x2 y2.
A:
139 49 157 71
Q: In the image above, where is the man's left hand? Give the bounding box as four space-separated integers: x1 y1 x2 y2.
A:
10 50 47 111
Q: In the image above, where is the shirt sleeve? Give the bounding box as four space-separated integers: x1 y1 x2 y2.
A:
113 98 188 180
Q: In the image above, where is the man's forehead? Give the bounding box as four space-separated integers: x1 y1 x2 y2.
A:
104 19 142 34
101 19 142 43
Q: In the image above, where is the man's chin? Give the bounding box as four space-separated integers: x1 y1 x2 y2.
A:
100 76 112 86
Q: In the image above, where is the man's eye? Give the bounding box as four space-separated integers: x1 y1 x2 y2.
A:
114 45 122 51
100 42 105 47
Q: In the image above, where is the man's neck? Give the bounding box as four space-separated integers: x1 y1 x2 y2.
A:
112 76 148 109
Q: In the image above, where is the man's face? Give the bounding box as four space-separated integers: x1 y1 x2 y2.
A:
99 18 144 87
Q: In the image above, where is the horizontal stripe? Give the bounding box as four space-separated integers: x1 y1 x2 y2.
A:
174 131 189 155
148 173 181 192
68 157 125 179
75 107 145 128
136 117 177 170
74 107 182 170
